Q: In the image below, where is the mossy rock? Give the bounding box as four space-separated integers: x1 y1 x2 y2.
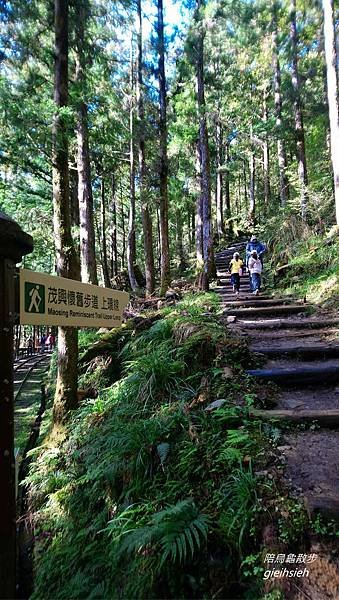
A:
80 314 163 365
79 322 134 365
215 335 250 368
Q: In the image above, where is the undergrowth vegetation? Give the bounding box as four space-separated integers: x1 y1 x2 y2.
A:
259 211 339 306
25 292 333 599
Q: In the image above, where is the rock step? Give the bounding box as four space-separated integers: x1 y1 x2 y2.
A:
224 304 312 317
217 272 249 277
216 252 245 260
305 496 339 520
249 407 339 426
246 363 339 386
216 257 246 262
217 255 245 259
250 344 339 360
246 327 338 339
237 317 339 330
276 387 339 411
216 244 246 253
217 271 250 278
219 295 274 302
213 282 250 294
215 288 252 295
222 298 297 308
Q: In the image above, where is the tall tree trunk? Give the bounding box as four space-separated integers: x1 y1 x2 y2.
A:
237 173 241 214
127 39 138 291
195 0 212 291
191 207 195 248
137 0 155 295
263 87 271 207
216 119 224 237
272 15 289 207
70 165 79 226
243 160 248 207
157 0 170 294
195 189 203 275
156 207 161 273
120 182 126 269
225 141 231 215
187 207 191 249
75 0 98 284
101 177 111 288
290 0 308 219
111 174 118 277
323 0 339 224
52 0 78 424
249 142 255 224
70 164 80 262
176 209 185 271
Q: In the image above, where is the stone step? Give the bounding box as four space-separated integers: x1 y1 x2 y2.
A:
237 318 339 330
250 344 339 360
217 273 249 278
224 304 312 317
249 407 339 426
216 245 246 255
215 287 252 294
276 386 339 411
247 363 339 386
222 298 296 308
219 294 274 302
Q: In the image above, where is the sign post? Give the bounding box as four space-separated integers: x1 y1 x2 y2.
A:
0 212 33 600
19 269 129 328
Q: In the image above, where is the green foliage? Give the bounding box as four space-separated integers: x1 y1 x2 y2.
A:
107 499 210 569
310 514 339 538
25 289 332 598
124 341 186 405
262 214 339 306
217 463 258 551
25 293 278 598
277 500 308 545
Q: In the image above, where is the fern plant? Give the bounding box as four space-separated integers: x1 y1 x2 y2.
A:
218 463 258 551
106 500 211 572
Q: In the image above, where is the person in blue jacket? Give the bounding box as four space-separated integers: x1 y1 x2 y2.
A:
245 235 266 267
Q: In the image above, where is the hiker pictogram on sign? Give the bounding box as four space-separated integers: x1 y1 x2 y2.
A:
24 282 45 314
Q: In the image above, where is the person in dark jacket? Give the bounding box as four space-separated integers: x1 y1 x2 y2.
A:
245 235 266 267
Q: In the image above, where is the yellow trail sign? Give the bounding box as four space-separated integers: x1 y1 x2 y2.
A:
20 269 129 328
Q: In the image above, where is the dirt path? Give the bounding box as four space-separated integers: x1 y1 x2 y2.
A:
215 244 339 599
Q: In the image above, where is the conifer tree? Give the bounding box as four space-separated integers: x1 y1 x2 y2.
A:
75 0 98 285
194 0 212 291
290 0 308 219
157 0 171 294
322 0 339 225
52 0 79 423
137 0 155 296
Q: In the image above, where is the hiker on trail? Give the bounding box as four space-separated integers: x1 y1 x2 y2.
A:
27 335 34 356
40 333 47 353
47 332 55 350
229 252 243 295
245 235 266 268
248 250 262 295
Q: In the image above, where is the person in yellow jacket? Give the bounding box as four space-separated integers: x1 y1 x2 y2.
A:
229 252 243 295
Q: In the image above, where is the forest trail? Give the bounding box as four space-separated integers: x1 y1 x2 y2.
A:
215 243 339 599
